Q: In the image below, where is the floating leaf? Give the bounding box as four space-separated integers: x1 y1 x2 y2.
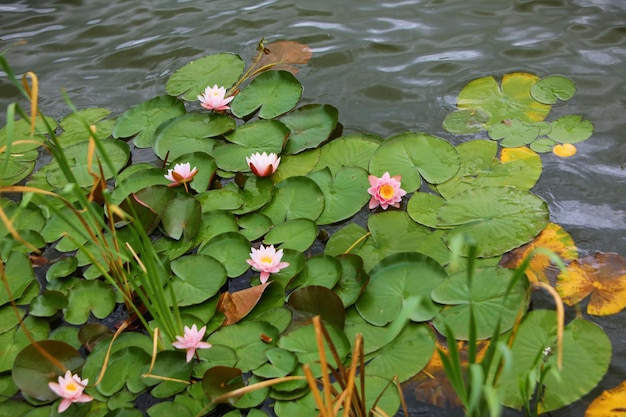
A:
260 176 324 224
166 53 245 101
169 254 227 306
63 279 116 324
407 192 447 228
237 213 272 241
198 232 251 278
531 75 576 104
557 252 626 315
431 266 529 339
263 218 317 251
332 254 369 308
112 95 186 148
58 108 114 145
197 188 244 213
12 341 84 401
585 381 626 417
439 186 549 258
369 132 460 193
208 321 279 372
456 72 551 126
230 71 302 119
356 252 447 326
255 40 313 74
287 255 343 292
308 166 370 225
0 251 35 305
442 108 490 134
0 316 49 373
231 176 275 215
488 118 540 147
365 322 435 382
548 115 593 143
281 104 338 154
253 347 298 379
315 133 382 174
212 120 290 172
153 113 234 160
287 285 346 329
436 140 542 198
217 282 271 325
162 196 202 241
500 223 578 284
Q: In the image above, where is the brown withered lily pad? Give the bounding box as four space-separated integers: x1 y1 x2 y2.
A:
557 252 626 316
255 41 313 75
217 282 271 325
500 222 578 285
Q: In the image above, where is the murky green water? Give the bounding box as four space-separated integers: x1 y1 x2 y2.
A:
1 0 625 415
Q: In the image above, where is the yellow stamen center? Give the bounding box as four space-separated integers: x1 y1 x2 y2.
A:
379 184 395 200
261 256 273 265
66 382 78 392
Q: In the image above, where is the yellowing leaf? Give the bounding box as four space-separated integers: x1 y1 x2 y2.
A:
585 380 626 417
557 252 626 315
499 146 540 164
553 143 577 157
500 223 578 284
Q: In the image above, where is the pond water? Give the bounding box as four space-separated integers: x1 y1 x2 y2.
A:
1 0 625 416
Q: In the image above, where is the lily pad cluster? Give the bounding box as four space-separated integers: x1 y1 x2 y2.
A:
0 41 615 417
443 73 593 156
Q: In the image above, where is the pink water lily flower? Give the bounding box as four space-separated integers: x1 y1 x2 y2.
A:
367 172 407 210
246 244 289 284
198 85 234 111
164 162 198 191
246 152 281 177
172 324 212 362
48 370 93 413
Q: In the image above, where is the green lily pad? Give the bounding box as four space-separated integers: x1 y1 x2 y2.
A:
431 266 529 339
229 176 274 215
272 148 320 181
547 114 593 143
253 347 298 379
144 351 194 398
112 95 186 148
12 341 84 401
407 192 447 228
148 401 194 417
287 255 342 292
260 176 324 224
166 53 244 101
315 133 382 174
530 137 557 153
0 149 38 186
530 75 576 104
0 251 35 305
212 120 290 172
169 152 217 194
308 166 370 225
195 211 239 244
436 140 543 199
153 113 234 160
263 218 317 251
196 188 244 213
63 279 116 324
162 196 202 241
110 167 171 205
365 322 435 382
281 104 338 154
274 390 317 417
58 108 114 145
356 252 447 326
45 139 130 188
287 285 346 330
351 211 432 271
202 366 245 405
233 374 269 408
0 316 49 373
488 118 540 147
230 70 302 119
439 186 549 258
0 116 55 153
324 222 368 257
278 322 350 377
369 132 460 193
197 232 251 278
442 108 491 134
207 321 279 372
169 254 227 306
237 213 272 241
496 310 611 413
29 290 68 317
332 254 369 308
456 72 551 126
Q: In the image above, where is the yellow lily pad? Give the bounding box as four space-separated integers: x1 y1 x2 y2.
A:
557 252 626 315
553 143 577 157
585 380 626 417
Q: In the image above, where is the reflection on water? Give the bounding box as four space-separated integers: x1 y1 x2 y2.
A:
1 0 625 415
